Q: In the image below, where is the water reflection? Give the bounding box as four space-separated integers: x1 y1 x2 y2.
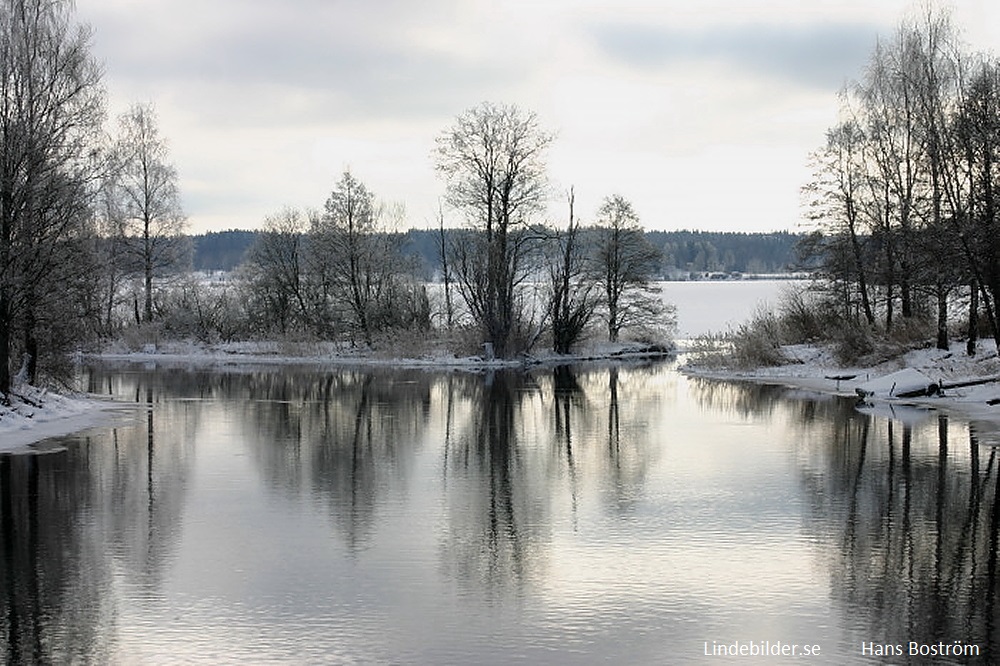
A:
802 408 1000 660
234 369 433 553
2 363 999 662
694 377 1000 659
1 369 194 664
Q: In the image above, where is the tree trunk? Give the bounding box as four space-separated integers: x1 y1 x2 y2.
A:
0 296 9 399
968 280 979 357
144 256 153 323
936 283 949 351
23 304 37 385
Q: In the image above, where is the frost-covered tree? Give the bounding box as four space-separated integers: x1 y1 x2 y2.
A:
310 171 422 345
243 208 311 336
0 0 104 394
434 102 552 358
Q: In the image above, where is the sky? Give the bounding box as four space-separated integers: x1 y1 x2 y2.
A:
74 0 1000 234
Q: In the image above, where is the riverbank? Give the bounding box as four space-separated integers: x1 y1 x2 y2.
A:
0 386 136 453
1 339 675 450
93 339 675 370
680 339 1000 425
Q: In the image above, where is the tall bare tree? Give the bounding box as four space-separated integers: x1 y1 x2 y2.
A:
114 103 188 324
592 195 666 343
547 187 599 353
950 59 1000 353
0 0 104 394
243 208 310 336
803 119 877 325
434 102 552 358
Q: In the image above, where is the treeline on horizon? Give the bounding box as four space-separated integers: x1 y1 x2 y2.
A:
192 228 803 277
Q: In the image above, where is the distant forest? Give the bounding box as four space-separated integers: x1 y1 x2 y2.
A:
193 229 803 277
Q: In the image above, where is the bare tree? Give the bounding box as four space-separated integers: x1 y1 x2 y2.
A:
434 102 552 358
243 208 310 336
93 169 130 335
113 103 188 324
954 60 1000 352
547 187 599 353
312 171 406 345
803 118 877 325
592 195 667 343
0 0 104 394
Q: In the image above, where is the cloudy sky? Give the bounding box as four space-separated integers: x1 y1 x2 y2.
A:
75 0 1000 233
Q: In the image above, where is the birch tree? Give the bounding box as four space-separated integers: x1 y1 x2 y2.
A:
114 103 188 324
0 0 104 394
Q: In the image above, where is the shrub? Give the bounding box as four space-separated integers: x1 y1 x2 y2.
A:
778 287 831 343
727 307 789 368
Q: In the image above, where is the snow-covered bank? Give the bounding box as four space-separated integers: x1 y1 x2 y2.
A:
681 340 1000 426
0 387 138 452
91 339 675 370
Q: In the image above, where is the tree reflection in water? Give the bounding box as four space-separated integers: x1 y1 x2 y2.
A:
694 377 1000 658
0 368 196 664
12 363 1000 661
437 370 544 599
231 368 435 554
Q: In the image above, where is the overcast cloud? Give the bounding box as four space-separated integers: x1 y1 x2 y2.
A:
75 0 1000 233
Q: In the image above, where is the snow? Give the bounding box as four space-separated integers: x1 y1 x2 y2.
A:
681 339 1000 427
0 386 138 453
95 339 675 370
854 368 938 398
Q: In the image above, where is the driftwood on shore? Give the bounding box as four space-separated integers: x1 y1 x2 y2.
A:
853 370 1000 402
939 375 1000 391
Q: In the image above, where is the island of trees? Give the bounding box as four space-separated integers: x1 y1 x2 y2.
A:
0 0 687 399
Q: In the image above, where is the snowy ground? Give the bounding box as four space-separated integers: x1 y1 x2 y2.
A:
0 386 139 453
680 339 1000 426
96 339 675 369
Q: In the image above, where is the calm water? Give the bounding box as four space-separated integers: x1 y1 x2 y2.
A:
2 360 998 664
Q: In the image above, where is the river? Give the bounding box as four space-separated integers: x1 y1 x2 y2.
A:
1 280 996 664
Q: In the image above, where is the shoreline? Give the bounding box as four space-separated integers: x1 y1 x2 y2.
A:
680 340 1000 430
1 343 676 450
88 342 676 371
14 338 1000 451
0 392 141 454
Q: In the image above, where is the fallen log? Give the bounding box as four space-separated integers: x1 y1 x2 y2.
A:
939 375 1000 391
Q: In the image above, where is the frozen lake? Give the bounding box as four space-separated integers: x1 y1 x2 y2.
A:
2 358 996 663
663 278 804 339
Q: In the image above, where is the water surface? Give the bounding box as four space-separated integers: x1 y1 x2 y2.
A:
1 361 997 664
